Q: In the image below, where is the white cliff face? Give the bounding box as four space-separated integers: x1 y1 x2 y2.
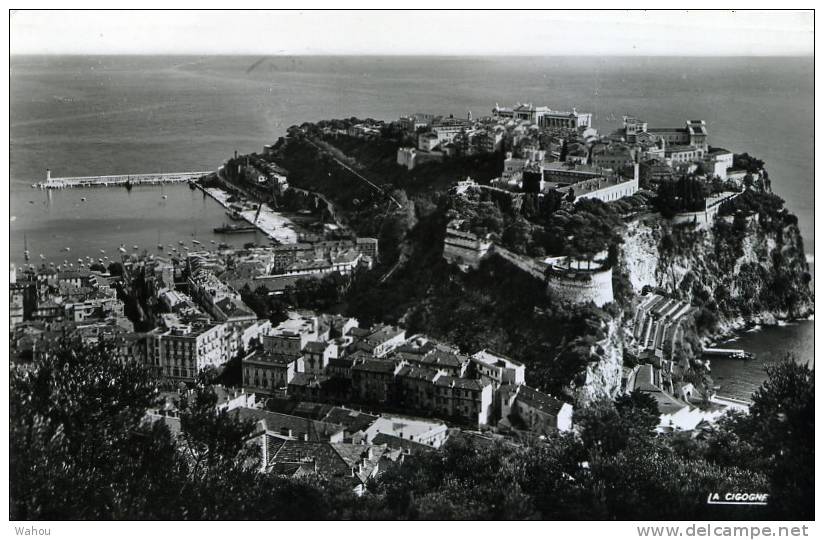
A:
571 316 624 406
620 216 813 331
622 220 660 293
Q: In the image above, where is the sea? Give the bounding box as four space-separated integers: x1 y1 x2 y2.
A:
9 55 814 399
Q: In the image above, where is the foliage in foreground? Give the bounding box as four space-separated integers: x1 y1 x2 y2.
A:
10 340 813 520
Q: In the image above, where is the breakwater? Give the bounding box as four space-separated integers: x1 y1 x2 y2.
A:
35 170 212 189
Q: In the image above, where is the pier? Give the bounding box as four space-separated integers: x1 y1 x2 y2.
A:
35 169 213 189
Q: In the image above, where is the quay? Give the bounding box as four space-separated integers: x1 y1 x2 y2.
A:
709 393 752 412
34 169 213 189
194 174 299 244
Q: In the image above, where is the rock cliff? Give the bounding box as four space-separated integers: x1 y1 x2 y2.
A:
569 315 625 405
621 201 813 338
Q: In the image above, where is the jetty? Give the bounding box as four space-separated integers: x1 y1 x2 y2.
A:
35 169 212 189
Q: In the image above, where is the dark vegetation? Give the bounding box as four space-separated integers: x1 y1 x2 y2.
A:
10 339 813 519
710 190 811 319
653 176 710 218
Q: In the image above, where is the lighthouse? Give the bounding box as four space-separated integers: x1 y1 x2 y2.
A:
46 168 52 184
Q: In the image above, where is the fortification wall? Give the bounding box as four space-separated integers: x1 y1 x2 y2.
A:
671 206 719 230
545 266 614 307
443 232 492 270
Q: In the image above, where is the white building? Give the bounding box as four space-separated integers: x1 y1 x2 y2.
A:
147 320 228 381
471 349 526 387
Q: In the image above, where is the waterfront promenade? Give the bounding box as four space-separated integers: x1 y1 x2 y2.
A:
35 170 212 189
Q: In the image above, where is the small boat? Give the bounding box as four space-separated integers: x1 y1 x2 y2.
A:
81 197 86 202
64 247 71 252
183 246 190 251
39 254 45 260
161 195 168 200
99 249 106 254
132 245 139 250
119 247 127 254
178 240 185 245
192 239 201 245
157 244 164 250
209 240 216 244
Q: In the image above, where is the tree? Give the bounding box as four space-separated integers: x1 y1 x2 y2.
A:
10 338 183 519
614 390 660 435
735 360 814 519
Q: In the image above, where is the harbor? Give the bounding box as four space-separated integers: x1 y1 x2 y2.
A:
10 183 269 268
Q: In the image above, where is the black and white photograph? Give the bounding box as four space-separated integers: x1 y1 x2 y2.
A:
5 7 817 530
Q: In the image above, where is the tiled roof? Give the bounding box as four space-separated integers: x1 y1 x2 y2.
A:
352 358 398 374
514 385 567 416
425 350 467 369
244 350 302 367
232 408 344 441
434 376 487 391
269 441 392 486
398 365 440 381
288 372 331 388
366 324 404 344
291 401 333 420
321 407 379 434
371 433 436 453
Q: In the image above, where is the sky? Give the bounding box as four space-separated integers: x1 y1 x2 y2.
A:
9 10 815 57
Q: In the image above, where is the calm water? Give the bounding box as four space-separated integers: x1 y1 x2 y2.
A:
13 184 267 265
710 320 815 401
10 55 814 390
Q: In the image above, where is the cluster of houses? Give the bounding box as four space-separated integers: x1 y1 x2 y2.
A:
241 310 574 435
10 235 376 378
221 238 378 293
145 385 445 494
9 263 139 364
395 103 595 172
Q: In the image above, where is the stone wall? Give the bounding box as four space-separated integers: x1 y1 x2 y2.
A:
545 266 614 307
443 227 493 270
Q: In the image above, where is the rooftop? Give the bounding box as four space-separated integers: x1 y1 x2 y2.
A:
244 350 302 367
513 385 568 416
232 408 345 442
